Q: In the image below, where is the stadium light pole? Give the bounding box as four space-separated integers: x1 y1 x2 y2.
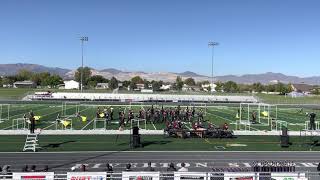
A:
208 41 219 93
80 36 88 92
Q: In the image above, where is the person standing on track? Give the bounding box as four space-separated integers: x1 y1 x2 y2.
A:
29 111 35 134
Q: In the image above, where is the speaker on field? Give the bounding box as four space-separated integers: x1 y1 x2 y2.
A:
132 135 141 148
133 126 139 135
280 135 290 148
282 127 288 136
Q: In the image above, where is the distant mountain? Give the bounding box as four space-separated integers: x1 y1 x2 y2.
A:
100 68 123 74
178 71 205 77
216 72 320 85
1 63 320 85
0 63 70 77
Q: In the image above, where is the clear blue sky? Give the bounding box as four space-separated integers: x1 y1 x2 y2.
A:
0 0 320 77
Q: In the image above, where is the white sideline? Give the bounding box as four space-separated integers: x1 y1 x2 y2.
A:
1 129 320 136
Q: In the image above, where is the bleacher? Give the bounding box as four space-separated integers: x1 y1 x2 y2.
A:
30 92 258 103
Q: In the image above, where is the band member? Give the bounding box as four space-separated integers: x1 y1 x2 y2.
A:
29 110 35 134
252 111 257 124
151 105 154 116
139 108 145 119
223 123 229 131
192 106 195 117
96 108 101 118
127 110 134 124
110 107 114 121
309 112 316 130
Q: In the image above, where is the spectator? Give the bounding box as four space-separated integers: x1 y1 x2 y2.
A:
317 162 320 175
144 162 155 171
1 165 12 179
167 163 177 172
178 163 188 172
80 164 86 172
71 167 76 172
106 163 113 173
125 163 132 171
30 165 36 172
43 165 49 172
22 165 28 172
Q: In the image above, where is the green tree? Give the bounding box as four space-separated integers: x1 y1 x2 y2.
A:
44 75 63 88
74 67 92 86
109 77 118 90
131 76 144 84
152 80 163 91
265 84 277 93
197 80 210 87
238 84 252 93
144 79 150 89
277 83 292 95
2 76 17 86
122 80 130 89
87 75 108 88
16 69 33 81
184 78 196 86
31 72 50 86
130 81 137 90
215 81 224 92
175 76 184 90
223 81 239 93
252 82 265 93
129 76 143 90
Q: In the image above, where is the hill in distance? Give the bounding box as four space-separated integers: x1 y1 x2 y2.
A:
1 63 320 85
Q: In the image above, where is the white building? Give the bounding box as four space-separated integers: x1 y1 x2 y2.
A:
160 84 171 90
96 83 109 89
201 83 217 92
64 80 79 90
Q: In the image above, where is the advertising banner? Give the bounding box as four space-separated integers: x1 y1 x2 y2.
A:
224 172 256 180
174 172 207 180
122 171 160 180
12 172 54 180
270 173 308 180
67 172 107 180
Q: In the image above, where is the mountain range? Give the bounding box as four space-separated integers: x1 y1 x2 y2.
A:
1 63 320 85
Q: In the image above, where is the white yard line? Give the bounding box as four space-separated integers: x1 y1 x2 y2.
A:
151 122 157 130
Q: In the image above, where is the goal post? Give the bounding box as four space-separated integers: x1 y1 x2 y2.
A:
12 118 27 130
129 102 145 109
189 103 207 116
0 104 10 123
131 118 147 130
61 102 80 117
239 103 277 126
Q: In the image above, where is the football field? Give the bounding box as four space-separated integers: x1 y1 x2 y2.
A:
0 102 319 131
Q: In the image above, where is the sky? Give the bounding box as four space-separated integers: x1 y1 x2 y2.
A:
0 0 320 77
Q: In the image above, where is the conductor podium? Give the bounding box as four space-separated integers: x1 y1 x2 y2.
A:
130 126 142 148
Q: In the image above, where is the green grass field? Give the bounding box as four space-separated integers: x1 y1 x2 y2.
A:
0 135 319 152
0 102 318 131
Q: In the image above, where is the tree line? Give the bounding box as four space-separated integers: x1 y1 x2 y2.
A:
0 67 299 95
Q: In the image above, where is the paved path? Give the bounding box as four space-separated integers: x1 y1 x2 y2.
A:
0 151 319 173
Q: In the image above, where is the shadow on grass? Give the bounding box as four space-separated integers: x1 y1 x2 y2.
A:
142 140 172 147
44 137 172 171
42 140 77 149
